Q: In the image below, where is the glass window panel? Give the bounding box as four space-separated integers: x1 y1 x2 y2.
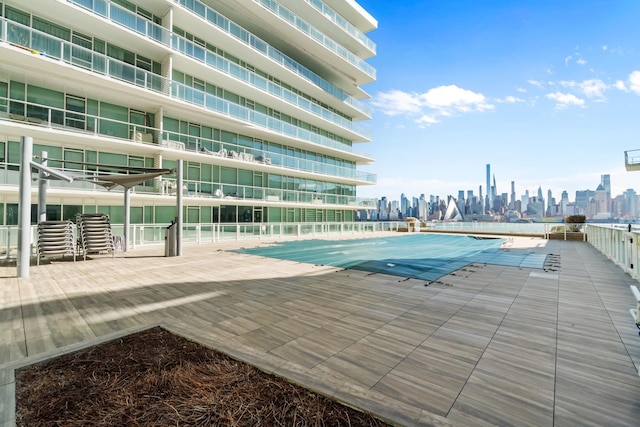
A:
221 167 236 184
220 205 237 223
6 6 30 24
99 102 128 138
268 207 281 222
63 205 83 221
7 141 20 165
130 207 143 224
99 152 127 166
46 205 62 221
238 169 252 186
6 203 19 225
64 148 84 171
155 206 176 224
144 206 153 223
188 164 200 180
200 206 212 223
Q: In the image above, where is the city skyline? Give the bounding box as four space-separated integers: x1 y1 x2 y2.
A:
355 0 640 200
370 164 625 206
365 170 638 222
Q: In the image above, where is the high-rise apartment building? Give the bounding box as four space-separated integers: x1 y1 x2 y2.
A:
0 1 376 229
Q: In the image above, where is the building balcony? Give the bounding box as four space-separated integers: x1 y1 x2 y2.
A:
0 20 373 161
63 0 373 118
252 0 376 84
170 37 372 140
299 0 376 57
0 97 376 185
0 166 376 208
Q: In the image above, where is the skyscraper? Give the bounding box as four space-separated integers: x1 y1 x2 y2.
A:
486 164 492 212
0 1 377 230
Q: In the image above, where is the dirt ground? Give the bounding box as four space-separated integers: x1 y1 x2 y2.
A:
15 327 391 426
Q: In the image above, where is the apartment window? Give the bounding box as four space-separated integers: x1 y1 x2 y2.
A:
63 148 84 171
0 81 7 115
71 32 93 68
66 95 86 130
27 85 64 124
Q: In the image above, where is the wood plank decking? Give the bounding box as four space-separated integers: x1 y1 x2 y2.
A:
1 235 640 426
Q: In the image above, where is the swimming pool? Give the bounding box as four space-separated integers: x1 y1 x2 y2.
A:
233 234 548 281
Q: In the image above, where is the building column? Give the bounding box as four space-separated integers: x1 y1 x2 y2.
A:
18 136 33 278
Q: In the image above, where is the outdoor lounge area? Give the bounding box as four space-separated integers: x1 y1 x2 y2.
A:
1 234 640 425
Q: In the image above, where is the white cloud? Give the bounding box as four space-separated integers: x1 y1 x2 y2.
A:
576 58 587 65
370 90 423 116
528 80 544 88
579 79 608 98
629 71 640 95
545 92 585 109
564 55 572 66
560 79 610 99
516 87 527 93
614 80 627 91
416 115 439 127
602 45 608 51
495 95 524 104
371 85 494 127
420 85 494 113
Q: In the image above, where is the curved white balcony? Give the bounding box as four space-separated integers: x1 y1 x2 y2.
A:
253 0 376 81
66 0 372 118
0 18 372 160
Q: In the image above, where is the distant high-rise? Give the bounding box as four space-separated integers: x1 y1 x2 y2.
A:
486 164 492 211
510 181 516 210
575 190 595 215
601 174 612 213
601 174 611 196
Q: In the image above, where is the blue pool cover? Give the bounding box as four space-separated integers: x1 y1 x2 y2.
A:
233 234 547 281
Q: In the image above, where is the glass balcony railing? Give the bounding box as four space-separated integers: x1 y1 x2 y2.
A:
172 36 371 139
161 128 376 183
0 164 372 207
66 0 372 117
306 0 376 54
254 0 376 79
0 95 376 184
171 0 372 116
0 18 372 159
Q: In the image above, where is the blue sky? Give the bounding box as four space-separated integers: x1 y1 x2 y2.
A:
356 0 640 202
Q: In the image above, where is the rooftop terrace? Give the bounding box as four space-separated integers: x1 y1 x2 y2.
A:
1 234 640 425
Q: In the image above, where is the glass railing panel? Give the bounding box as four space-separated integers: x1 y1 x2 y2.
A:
253 0 375 79
1 18 370 156
68 0 171 45
306 0 376 53
171 29 369 137
172 0 371 116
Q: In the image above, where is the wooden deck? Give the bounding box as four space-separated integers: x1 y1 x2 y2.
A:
1 235 640 426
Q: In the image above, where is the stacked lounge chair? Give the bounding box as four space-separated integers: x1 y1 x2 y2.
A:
37 220 76 265
76 213 116 260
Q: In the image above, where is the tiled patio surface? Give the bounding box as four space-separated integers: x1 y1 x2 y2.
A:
1 234 640 426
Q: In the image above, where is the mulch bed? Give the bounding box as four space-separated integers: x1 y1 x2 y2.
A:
15 327 391 426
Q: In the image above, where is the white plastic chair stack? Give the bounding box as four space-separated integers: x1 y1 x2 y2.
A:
76 213 116 260
37 220 76 265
